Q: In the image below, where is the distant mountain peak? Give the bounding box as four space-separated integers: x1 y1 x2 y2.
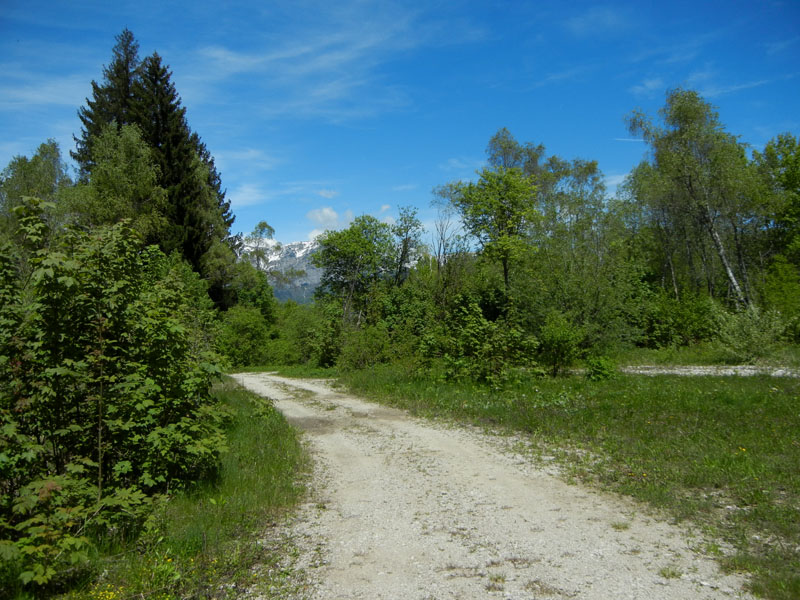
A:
243 238 322 303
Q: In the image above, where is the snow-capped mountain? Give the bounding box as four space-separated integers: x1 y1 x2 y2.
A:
244 239 322 303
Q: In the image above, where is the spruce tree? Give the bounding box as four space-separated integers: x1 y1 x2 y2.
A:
132 53 231 273
73 30 237 302
72 29 140 179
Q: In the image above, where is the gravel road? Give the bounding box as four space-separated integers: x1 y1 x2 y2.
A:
232 372 754 600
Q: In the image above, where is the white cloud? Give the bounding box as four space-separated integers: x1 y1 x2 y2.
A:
307 206 340 227
392 183 417 192
530 66 587 88
0 73 88 110
605 173 628 187
229 183 269 209
765 36 800 55
215 148 278 175
629 77 664 97
565 6 631 37
380 204 391 213
184 4 483 123
439 157 484 172
614 138 645 143
306 206 354 239
318 189 339 199
698 79 771 98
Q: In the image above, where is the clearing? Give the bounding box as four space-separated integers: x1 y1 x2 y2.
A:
232 372 754 600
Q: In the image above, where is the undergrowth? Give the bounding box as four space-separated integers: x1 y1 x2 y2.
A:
52 378 308 600
341 364 800 600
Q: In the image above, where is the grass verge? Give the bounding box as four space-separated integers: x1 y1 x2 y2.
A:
341 364 800 600
58 377 308 600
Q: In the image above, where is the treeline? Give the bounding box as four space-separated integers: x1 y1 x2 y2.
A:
257 89 799 379
0 30 274 596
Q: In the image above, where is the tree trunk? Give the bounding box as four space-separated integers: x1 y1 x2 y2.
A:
703 207 748 306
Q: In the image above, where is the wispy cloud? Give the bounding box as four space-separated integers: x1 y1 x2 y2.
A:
318 189 339 199
614 138 645 143
0 72 88 110
392 183 417 192
215 148 279 175
229 183 270 210
439 156 484 173
765 36 799 55
697 79 771 98
182 3 480 123
629 77 664 97
565 6 632 37
530 66 587 88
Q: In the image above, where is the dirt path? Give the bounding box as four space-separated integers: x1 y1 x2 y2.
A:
232 373 754 600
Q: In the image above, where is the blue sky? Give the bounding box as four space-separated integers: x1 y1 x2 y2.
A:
1 1 798 243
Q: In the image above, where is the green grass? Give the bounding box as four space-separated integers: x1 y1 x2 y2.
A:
611 342 800 367
57 377 309 600
341 364 800 600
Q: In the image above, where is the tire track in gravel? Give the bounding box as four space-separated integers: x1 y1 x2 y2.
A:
232 372 754 600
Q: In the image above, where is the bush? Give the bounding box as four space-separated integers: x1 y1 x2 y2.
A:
538 310 583 377
338 324 392 371
585 355 617 381
0 200 226 594
430 297 537 384
715 306 786 363
216 305 271 367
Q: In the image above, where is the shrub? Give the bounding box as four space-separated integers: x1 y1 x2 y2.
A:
538 310 583 377
216 305 271 367
715 306 786 363
585 356 617 381
0 200 226 594
338 324 391 371
432 297 537 384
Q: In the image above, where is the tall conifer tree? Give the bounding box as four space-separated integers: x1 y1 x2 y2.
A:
73 31 236 290
72 29 140 179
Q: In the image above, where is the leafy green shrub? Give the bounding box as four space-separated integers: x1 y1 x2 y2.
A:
538 310 583 376
715 306 786 363
216 305 271 367
430 297 537 384
761 256 800 342
338 324 391 371
0 199 226 594
585 356 616 381
640 291 719 348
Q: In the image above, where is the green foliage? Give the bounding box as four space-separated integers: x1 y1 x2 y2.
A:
313 215 395 323
715 306 786 363
538 310 583 377
427 296 538 384
638 291 720 348
584 356 616 381
72 30 236 304
627 88 763 307
0 140 71 242
266 300 342 368
760 256 800 341
215 305 272 368
62 124 168 245
337 324 392 371
450 166 538 292
0 199 226 594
